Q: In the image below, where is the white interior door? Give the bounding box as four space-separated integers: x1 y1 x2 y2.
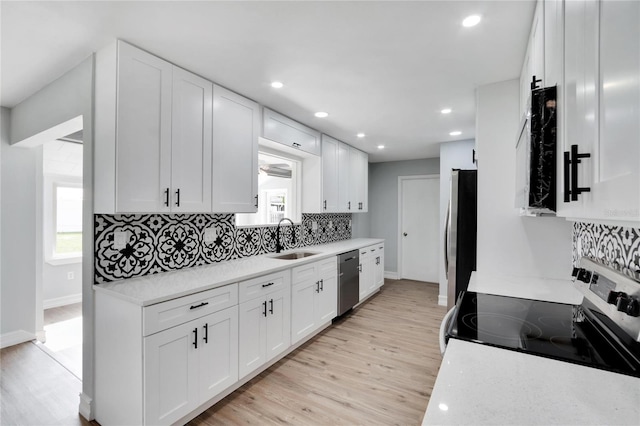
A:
400 176 439 282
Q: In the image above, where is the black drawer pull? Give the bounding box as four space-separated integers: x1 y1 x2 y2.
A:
203 323 208 344
193 328 198 349
190 302 209 310
262 282 275 288
269 299 274 314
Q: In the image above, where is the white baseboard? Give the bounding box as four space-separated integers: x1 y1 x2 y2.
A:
438 295 447 307
0 330 36 349
43 293 82 309
79 392 94 421
384 271 399 280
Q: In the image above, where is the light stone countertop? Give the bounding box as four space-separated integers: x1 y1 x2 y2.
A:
93 238 383 306
423 339 640 426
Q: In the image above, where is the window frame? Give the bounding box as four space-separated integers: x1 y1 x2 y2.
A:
45 175 83 265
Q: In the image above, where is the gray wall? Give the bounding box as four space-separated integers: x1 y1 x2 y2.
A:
355 158 440 274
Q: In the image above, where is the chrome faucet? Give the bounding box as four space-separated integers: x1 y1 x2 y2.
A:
275 218 296 253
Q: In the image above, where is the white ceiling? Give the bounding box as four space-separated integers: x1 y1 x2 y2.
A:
1 1 534 162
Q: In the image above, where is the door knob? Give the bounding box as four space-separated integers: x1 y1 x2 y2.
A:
403 232 407 236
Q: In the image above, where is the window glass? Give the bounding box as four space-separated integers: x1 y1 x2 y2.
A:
236 152 300 226
55 186 83 256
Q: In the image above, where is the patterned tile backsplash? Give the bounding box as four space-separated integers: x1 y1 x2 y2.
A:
572 222 640 272
95 213 351 283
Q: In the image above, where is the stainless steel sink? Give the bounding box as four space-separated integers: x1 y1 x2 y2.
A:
270 251 318 260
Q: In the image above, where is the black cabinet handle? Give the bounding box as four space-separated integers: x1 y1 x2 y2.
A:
254 195 258 208
262 282 274 288
292 142 301 148
262 300 267 317
269 299 274 314
203 323 208 344
563 151 571 203
324 200 327 210
164 188 170 207
175 188 181 207
320 279 323 291
358 264 362 272
190 302 209 310
193 328 198 349
530 75 542 90
316 281 320 293
348 201 351 210
570 144 591 201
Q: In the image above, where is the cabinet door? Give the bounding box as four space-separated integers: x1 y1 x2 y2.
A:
358 150 369 212
212 85 259 213
144 320 198 425
589 1 640 221
238 297 267 379
337 142 351 212
171 67 213 212
321 136 339 212
544 0 563 86
116 42 172 213
374 245 385 289
350 149 368 212
263 108 321 156
198 306 239 402
291 272 318 345
316 258 337 324
559 0 599 218
265 288 290 361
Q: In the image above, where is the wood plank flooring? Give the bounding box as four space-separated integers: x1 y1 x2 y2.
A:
0 279 445 426
191 279 446 426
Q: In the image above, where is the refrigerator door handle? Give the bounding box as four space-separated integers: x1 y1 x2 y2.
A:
444 203 450 279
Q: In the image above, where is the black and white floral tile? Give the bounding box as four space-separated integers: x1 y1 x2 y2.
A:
94 213 352 283
572 222 640 272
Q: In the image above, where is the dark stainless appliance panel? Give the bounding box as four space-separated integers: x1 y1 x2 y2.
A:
338 250 359 316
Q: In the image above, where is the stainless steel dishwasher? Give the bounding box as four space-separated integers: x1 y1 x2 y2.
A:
338 250 360 316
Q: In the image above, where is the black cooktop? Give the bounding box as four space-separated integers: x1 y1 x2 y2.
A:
447 291 640 377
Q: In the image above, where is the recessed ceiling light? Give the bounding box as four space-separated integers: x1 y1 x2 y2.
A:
357 133 366 138
441 108 452 114
377 145 385 150
314 111 329 118
270 81 284 89
462 15 481 27
449 131 462 136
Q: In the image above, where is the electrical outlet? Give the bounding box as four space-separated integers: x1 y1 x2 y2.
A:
204 227 217 243
113 231 128 249
349 220 352 228
67 272 74 280
329 221 333 228
312 221 318 231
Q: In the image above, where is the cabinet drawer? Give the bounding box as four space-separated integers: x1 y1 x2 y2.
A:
239 270 290 303
143 284 238 336
360 245 377 260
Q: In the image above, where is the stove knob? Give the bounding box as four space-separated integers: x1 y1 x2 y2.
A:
577 269 592 283
616 294 630 313
607 291 624 305
626 298 640 317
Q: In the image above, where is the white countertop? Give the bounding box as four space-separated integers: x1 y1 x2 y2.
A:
93 238 383 306
468 271 584 304
423 339 640 426
423 272 639 425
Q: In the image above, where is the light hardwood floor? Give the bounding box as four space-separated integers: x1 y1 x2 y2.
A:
0 279 445 426
191 279 446 425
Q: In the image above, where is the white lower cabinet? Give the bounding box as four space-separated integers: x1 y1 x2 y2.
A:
238 271 291 379
144 306 238 425
359 244 384 301
291 257 338 345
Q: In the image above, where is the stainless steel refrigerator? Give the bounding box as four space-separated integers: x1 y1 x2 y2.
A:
445 169 477 310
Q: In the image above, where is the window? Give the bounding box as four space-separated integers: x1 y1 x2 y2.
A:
53 184 83 258
236 152 301 226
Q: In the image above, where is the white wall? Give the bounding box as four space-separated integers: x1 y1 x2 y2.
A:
6 56 95 419
0 107 39 347
438 139 476 305
476 79 572 280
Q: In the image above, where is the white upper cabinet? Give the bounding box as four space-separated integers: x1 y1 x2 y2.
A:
321 135 339 212
559 0 640 223
171 67 213 213
96 41 213 213
112 41 173 213
212 85 259 213
544 0 563 87
349 148 368 212
262 108 321 156
519 0 545 117
337 142 351 211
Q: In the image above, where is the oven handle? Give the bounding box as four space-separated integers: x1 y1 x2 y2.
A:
439 306 457 357
444 203 450 279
